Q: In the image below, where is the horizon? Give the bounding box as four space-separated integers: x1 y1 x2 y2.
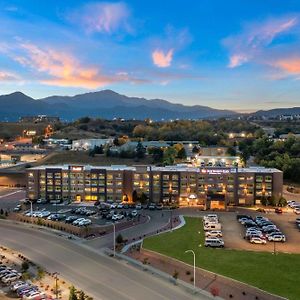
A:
3 89 300 114
1 1 300 111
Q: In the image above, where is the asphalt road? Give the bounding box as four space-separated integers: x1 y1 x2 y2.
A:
0 221 209 300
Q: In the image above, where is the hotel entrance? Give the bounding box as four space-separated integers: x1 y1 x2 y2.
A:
206 193 226 210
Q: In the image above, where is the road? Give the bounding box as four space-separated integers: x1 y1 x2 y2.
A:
0 221 209 300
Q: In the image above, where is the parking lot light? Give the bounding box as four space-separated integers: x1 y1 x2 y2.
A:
185 249 196 288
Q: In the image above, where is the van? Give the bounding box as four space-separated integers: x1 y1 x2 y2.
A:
205 238 224 248
203 223 222 231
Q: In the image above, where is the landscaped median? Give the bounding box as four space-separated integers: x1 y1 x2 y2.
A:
142 217 300 300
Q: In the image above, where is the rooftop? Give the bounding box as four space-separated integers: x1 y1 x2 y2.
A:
29 164 282 173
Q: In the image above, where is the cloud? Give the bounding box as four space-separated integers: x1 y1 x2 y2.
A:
228 54 248 68
152 49 174 68
273 57 300 74
0 71 18 81
224 16 298 68
68 2 131 34
14 43 115 88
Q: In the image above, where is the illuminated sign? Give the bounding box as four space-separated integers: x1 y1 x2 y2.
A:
200 169 230 175
71 166 83 172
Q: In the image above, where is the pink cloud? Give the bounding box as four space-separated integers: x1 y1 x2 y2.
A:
152 49 174 68
272 57 300 74
15 43 114 88
228 54 249 68
69 2 131 34
224 16 298 68
0 71 18 81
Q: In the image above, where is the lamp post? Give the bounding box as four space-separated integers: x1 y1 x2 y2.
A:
53 272 59 299
29 200 33 224
110 222 116 257
185 250 196 288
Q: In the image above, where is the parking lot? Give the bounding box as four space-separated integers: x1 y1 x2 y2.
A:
219 210 300 253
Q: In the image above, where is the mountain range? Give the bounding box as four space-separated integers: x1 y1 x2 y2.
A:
0 90 299 121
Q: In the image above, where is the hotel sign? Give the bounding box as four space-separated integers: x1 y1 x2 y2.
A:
200 169 231 175
70 166 83 172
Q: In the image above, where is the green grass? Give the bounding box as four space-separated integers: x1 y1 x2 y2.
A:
143 217 300 300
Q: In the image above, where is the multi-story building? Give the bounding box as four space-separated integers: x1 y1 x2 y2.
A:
27 164 283 209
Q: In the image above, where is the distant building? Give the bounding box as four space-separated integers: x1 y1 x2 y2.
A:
19 115 60 123
72 138 113 151
278 133 300 141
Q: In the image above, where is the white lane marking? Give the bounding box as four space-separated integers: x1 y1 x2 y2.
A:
0 190 23 199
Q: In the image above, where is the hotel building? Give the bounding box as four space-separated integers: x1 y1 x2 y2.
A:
26 165 283 209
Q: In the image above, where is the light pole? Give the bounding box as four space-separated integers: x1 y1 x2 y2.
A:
29 200 33 224
185 250 196 288
110 222 116 257
53 272 59 299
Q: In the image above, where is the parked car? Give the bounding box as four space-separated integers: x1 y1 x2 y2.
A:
72 218 86 225
36 198 47 204
294 207 300 215
204 237 224 248
78 219 92 226
135 203 142 210
156 203 163 210
268 234 286 242
65 216 78 224
250 237 266 244
275 208 283 214
148 203 156 210
205 230 222 238
131 210 138 217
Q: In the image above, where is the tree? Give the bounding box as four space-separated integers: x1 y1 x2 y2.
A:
132 190 138 203
140 192 148 204
136 141 146 159
69 286 78 300
227 146 237 156
150 147 164 163
116 233 124 244
78 291 85 300
163 147 176 165
192 145 200 154
177 147 187 159
21 261 29 272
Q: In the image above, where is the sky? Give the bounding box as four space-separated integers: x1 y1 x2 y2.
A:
0 0 300 112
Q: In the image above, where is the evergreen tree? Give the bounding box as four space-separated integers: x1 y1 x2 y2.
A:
69 286 77 300
136 141 146 159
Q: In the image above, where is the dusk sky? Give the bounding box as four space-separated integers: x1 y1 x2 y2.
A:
1 0 300 112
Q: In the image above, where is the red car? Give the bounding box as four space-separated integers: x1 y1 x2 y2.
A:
275 208 283 214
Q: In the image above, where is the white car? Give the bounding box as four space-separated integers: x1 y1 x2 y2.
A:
205 230 222 238
2 273 21 283
72 218 86 225
117 203 124 209
78 219 92 226
250 237 266 244
294 208 300 215
10 281 28 291
110 203 117 209
268 234 286 242
131 210 138 217
135 203 142 210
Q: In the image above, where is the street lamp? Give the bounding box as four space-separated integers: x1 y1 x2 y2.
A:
185 249 196 288
53 272 59 299
29 200 33 224
109 222 116 257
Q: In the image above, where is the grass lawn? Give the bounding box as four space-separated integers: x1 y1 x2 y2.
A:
143 217 300 300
